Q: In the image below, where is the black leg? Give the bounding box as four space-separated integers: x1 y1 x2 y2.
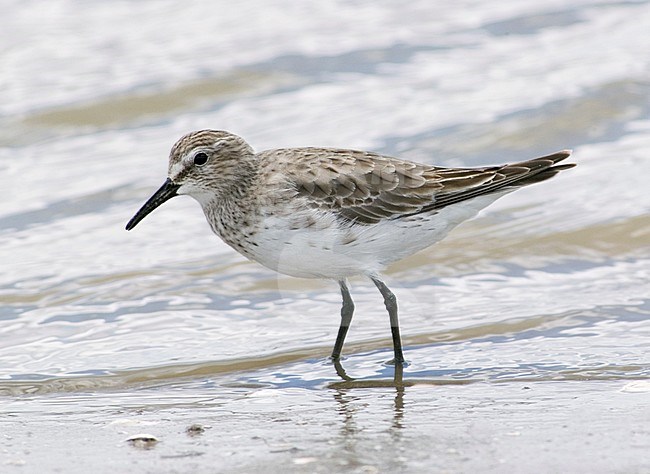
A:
370 276 405 365
333 358 354 381
331 279 354 360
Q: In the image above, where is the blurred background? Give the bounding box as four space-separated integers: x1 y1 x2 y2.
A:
1 1 649 472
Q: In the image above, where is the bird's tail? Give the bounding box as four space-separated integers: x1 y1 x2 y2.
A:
501 150 575 187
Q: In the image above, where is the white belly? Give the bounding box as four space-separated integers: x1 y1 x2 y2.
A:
243 192 505 280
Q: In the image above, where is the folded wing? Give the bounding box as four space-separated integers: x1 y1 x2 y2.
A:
273 148 574 225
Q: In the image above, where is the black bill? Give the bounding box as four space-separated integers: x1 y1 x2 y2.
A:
125 178 180 230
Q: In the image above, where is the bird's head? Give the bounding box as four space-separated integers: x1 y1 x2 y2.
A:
125 130 254 231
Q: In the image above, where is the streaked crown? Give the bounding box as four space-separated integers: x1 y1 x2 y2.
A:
168 130 256 198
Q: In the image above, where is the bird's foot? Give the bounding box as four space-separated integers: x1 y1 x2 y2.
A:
385 357 409 367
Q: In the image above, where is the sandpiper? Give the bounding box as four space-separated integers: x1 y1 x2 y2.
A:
126 130 574 365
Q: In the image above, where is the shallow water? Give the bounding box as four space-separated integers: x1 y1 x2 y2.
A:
2 1 650 472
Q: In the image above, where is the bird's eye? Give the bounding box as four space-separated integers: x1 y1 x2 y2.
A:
193 152 208 166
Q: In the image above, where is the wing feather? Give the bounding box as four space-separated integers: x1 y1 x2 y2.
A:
260 148 574 225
